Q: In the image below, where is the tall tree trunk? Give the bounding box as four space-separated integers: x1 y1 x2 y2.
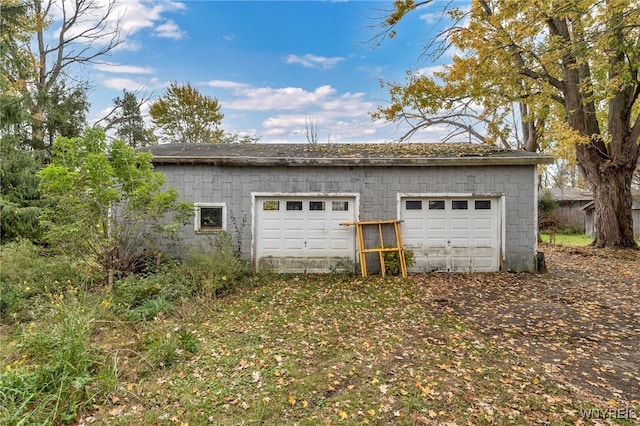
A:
577 144 638 248
550 13 639 249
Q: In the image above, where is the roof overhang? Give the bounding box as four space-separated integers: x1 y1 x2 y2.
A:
148 154 554 167
142 143 554 167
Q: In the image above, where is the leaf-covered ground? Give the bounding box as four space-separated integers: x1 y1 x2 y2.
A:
80 246 639 425
416 244 640 407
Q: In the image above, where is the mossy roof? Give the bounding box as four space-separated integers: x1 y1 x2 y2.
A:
141 142 553 167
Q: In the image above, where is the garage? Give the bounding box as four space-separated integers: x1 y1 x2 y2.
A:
254 194 357 273
146 143 550 272
400 195 502 272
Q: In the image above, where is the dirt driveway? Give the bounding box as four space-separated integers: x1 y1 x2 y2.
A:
412 244 640 406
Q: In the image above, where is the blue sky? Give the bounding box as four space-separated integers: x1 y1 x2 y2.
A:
82 0 460 143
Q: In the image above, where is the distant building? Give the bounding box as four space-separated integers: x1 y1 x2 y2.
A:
547 187 594 233
582 199 640 239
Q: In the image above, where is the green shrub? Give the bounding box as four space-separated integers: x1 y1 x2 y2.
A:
137 327 198 369
0 240 79 288
110 261 193 318
538 190 558 214
538 190 560 231
111 273 164 310
382 249 416 276
0 277 22 320
0 240 99 323
179 329 199 354
0 294 115 425
110 232 252 320
181 231 252 296
130 296 174 321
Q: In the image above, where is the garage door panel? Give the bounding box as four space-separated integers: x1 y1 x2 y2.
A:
261 218 283 230
330 239 349 250
260 238 281 250
256 196 356 273
450 218 470 229
404 237 424 247
426 255 447 272
307 238 328 250
473 237 495 248
401 196 500 272
284 238 304 250
330 218 348 227
284 218 305 229
303 258 329 273
473 218 495 230
426 218 446 230
307 219 327 232
427 238 447 248
451 256 473 272
405 218 424 229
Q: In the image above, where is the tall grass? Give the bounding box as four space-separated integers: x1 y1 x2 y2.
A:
180 231 252 297
0 239 101 323
0 294 116 425
0 233 254 424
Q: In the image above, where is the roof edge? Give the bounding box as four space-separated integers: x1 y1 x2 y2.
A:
149 154 555 167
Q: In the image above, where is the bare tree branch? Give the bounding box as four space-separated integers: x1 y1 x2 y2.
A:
305 117 319 144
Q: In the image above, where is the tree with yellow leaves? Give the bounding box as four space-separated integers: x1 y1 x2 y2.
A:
376 0 640 248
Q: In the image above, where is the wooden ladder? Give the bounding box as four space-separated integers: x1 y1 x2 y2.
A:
340 220 407 278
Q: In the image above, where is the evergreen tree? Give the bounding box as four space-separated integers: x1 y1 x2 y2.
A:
0 138 47 243
106 90 151 148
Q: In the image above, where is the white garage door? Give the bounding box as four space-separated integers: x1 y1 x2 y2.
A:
401 197 501 272
255 196 356 273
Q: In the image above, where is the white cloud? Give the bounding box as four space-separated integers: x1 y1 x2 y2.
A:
225 85 338 111
102 77 146 91
46 0 187 51
116 0 187 34
155 19 186 40
204 80 251 90
285 54 345 69
102 76 160 92
416 65 444 78
259 111 394 143
208 80 390 142
419 12 443 25
93 62 154 74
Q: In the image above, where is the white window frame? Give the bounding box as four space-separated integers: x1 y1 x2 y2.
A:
194 202 227 233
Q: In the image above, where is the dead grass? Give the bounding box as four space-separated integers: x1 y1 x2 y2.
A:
75 264 640 425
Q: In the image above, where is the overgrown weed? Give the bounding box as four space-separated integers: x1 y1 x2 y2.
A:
0 293 116 425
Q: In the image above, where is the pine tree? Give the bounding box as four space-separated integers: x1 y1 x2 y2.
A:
107 90 151 148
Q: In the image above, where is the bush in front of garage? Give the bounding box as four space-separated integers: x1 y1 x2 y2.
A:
383 249 415 276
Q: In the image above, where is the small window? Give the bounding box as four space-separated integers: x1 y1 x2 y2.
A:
428 200 445 210
452 200 468 210
195 203 226 232
406 200 422 210
475 200 492 210
332 201 349 211
309 201 325 211
286 201 303 211
263 200 280 211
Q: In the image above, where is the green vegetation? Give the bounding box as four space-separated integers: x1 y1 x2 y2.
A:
0 233 252 425
383 249 415 275
540 232 640 247
2 237 603 425
38 129 193 282
539 232 594 247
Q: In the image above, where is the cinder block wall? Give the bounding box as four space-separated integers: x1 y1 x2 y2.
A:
156 164 537 272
